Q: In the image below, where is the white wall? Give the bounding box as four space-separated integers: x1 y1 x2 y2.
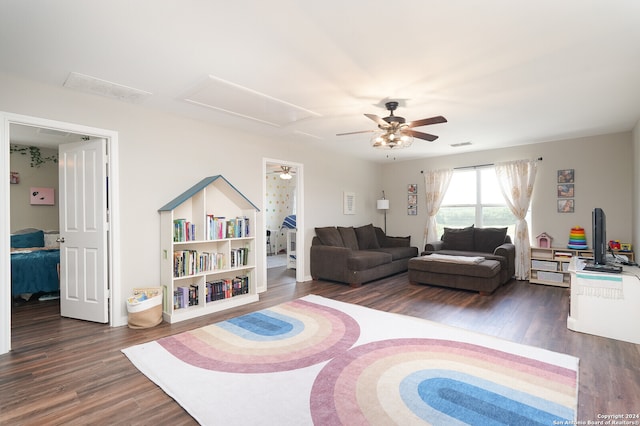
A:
9 145 59 232
633 120 640 251
0 72 384 327
381 132 634 251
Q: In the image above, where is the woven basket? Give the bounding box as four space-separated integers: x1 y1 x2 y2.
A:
127 288 163 329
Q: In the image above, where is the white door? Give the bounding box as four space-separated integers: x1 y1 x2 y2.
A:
59 139 109 323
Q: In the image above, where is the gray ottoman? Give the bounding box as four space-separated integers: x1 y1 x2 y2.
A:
408 256 502 295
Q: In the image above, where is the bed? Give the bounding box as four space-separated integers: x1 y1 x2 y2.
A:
10 229 60 299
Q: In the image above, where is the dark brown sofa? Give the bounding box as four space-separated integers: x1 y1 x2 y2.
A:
409 226 516 294
311 224 418 287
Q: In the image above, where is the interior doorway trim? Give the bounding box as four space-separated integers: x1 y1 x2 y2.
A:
0 112 120 355
263 158 305 285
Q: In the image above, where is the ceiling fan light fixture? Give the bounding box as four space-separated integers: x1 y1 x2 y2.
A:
279 165 293 180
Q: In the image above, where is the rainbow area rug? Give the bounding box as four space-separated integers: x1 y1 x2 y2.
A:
122 295 578 425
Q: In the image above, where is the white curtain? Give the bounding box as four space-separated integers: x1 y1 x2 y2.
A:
423 168 453 248
495 159 538 280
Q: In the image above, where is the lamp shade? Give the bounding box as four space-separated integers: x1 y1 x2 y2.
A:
377 199 390 210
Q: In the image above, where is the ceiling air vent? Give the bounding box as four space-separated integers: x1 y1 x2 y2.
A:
63 72 152 104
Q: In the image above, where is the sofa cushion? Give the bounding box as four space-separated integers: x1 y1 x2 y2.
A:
474 227 508 253
338 226 359 250
441 225 474 251
372 246 418 261
355 224 380 249
315 227 344 247
409 256 501 278
347 250 391 270
374 227 388 247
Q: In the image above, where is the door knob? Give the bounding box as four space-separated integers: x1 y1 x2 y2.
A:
56 237 65 243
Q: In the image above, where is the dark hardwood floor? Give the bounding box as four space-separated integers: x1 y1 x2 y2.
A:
2 267 639 425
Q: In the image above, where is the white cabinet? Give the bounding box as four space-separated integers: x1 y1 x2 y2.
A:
158 176 259 323
567 257 640 344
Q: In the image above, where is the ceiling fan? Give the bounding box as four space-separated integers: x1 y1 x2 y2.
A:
268 165 296 180
337 101 447 149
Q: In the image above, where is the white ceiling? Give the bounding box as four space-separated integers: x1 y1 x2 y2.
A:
2 1 640 162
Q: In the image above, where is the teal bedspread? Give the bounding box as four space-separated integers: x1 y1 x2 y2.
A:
11 249 60 296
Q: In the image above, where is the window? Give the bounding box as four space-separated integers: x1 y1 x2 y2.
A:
435 167 520 239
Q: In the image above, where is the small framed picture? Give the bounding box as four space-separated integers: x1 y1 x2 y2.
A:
407 194 417 205
557 184 574 198
557 169 574 183
407 184 417 194
343 191 356 215
30 187 55 205
407 205 417 215
558 199 574 213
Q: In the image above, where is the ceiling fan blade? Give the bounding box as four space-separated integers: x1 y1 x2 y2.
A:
365 113 389 128
405 129 439 142
408 115 447 128
336 129 375 136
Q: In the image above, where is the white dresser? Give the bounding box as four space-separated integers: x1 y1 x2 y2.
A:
567 257 640 344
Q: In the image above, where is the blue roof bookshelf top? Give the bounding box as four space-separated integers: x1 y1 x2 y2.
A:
158 175 259 212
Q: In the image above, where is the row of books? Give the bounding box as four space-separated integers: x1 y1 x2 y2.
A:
206 275 250 302
173 216 252 242
173 276 250 309
173 250 226 278
206 215 250 240
173 219 196 242
230 248 249 268
173 285 199 309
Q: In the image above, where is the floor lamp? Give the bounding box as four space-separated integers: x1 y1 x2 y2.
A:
377 192 389 233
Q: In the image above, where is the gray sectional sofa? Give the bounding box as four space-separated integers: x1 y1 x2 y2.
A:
409 225 516 294
310 224 418 287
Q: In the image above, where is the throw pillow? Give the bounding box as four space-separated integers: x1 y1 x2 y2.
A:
337 227 359 250
373 227 388 247
441 225 474 251
315 227 344 247
10 229 45 248
474 227 508 253
355 224 380 249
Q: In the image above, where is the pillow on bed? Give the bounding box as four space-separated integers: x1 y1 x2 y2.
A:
44 232 60 248
11 230 45 248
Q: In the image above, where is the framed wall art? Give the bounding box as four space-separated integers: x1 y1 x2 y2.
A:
558 199 574 213
343 191 356 215
557 169 574 183
30 187 55 205
557 184 574 198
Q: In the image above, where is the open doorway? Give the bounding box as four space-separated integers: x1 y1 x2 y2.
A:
1 112 120 355
263 159 304 285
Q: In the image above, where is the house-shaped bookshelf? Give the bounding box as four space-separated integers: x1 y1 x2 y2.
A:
158 175 260 323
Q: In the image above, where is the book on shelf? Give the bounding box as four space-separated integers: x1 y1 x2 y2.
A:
554 251 574 258
173 286 189 309
173 219 196 242
230 247 249 268
205 275 250 302
206 215 250 239
206 215 228 240
173 250 228 277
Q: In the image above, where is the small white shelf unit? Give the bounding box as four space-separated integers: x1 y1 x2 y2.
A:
530 246 635 288
529 247 592 287
159 175 260 323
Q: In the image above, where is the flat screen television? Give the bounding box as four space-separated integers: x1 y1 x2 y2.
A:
592 207 607 265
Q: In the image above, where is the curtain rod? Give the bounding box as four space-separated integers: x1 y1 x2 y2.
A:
420 157 542 173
